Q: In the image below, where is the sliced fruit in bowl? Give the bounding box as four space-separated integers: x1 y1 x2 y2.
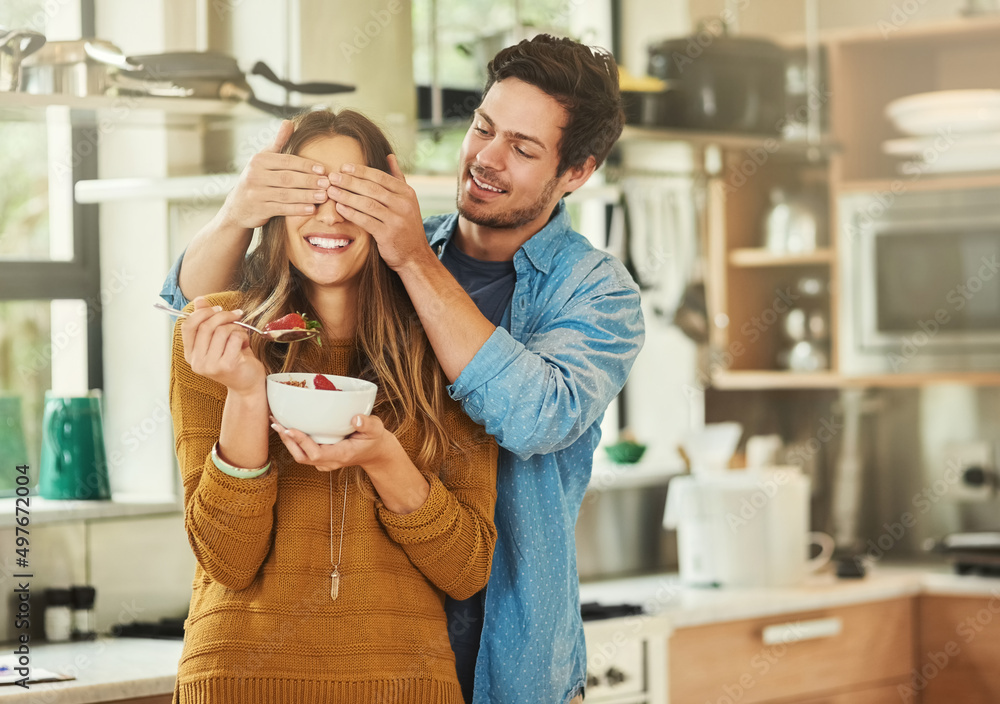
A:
267 373 376 444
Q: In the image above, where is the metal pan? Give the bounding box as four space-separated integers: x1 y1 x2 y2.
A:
118 52 355 117
0 27 46 91
19 39 139 97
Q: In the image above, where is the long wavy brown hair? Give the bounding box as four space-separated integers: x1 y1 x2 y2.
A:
239 109 451 473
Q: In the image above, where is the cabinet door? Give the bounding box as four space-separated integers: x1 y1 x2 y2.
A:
669 598 915 704
919 595 1000 704
793 682 912 703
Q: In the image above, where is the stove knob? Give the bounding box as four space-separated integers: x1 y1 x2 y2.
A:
606 667 626 685
586 673 600 688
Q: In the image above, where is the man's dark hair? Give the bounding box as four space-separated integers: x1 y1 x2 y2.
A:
484 34 624 176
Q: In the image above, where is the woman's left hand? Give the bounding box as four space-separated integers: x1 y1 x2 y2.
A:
270 414 403 473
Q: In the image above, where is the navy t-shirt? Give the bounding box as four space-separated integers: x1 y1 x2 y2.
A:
441 242 516 329
440 240 516 703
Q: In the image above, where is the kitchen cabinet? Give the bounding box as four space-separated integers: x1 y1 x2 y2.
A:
917 594 1000 704
691 15 1000 390
792 684 907 703
668 597 915 703
584 616 669 704
705 156 835 389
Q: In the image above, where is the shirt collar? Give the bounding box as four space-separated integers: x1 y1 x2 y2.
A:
427 200 571 276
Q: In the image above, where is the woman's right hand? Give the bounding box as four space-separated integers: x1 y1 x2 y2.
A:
181 297 265 396
218 119 332 231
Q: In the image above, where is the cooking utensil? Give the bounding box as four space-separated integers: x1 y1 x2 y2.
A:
248 61 353 95
19 39 139 97
119 52 355 118
645 23 786 134
672 179 709 343
0 27 45 91
153 302 319 342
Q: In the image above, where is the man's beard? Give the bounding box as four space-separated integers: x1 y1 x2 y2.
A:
456 167 559 230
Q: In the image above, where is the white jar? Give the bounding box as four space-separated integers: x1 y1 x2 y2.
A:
43 588 72 642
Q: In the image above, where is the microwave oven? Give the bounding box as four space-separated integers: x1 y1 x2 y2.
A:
838 188 1000 375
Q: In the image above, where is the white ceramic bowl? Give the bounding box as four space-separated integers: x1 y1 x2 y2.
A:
266 373 377 444
886 89 1000 136
883 132 1000 174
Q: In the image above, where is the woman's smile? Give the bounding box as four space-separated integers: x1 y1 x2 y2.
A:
304 233 356 252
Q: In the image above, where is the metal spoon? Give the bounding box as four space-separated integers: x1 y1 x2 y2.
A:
153 302 319 343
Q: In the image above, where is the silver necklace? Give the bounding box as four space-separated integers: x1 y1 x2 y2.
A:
329 471 347 600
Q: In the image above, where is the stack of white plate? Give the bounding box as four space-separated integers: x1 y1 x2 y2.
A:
883 89 1000 174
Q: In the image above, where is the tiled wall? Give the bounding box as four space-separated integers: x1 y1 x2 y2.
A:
0 512 195 643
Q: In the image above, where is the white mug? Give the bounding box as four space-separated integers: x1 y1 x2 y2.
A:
806 531 836 574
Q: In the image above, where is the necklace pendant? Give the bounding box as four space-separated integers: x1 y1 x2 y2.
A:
330 567 340 601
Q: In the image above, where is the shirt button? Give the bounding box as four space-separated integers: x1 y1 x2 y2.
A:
519 297 527 310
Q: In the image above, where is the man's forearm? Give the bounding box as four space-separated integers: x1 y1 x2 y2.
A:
179 211 254 300
396 250 495 384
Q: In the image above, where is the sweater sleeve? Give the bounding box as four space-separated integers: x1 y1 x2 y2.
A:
376 413 498 601
169 297 277 591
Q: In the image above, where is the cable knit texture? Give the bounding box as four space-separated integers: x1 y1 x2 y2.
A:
170 291 498 704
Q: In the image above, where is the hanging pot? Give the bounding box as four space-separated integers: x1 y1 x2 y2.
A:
646 23 787 135
0 27 46 91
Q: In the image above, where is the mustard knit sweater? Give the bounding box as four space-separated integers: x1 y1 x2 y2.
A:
169 292 498 704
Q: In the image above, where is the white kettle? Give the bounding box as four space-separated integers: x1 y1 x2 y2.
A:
664 467 835 588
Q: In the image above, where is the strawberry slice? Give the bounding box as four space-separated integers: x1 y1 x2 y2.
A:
313 375 340 391
264 313 306 331
263 311 323 346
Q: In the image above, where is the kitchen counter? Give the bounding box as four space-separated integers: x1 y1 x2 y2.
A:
580 563 1000 632
0 637 181 703
3 565 998 703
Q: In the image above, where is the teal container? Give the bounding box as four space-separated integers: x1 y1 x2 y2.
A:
39 391 111 500
0 396 30 492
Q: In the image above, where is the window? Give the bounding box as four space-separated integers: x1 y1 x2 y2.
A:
0 0 99 493
410 0 575 173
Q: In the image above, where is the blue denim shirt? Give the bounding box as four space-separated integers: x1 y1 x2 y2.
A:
426 202 644 704
159 201 645 704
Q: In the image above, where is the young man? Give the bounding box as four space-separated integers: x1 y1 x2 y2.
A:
161 35 644 704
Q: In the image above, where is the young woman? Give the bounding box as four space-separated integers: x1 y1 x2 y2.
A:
169 109 497 704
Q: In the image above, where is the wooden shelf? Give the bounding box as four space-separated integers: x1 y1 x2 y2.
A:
619 125 837 156
712 370 1000 390
711 371 843 390
835 13 1000 48
0 91 274 126
777 13 1000 49
838 172 1000 195
728 248 834 268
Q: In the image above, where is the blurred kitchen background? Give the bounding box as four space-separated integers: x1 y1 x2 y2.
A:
1 0 1000 702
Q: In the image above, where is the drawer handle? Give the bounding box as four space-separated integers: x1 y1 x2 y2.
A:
761 617 843 645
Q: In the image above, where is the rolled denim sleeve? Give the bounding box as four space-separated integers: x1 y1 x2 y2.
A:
448 276 644 460
159 251 191 310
